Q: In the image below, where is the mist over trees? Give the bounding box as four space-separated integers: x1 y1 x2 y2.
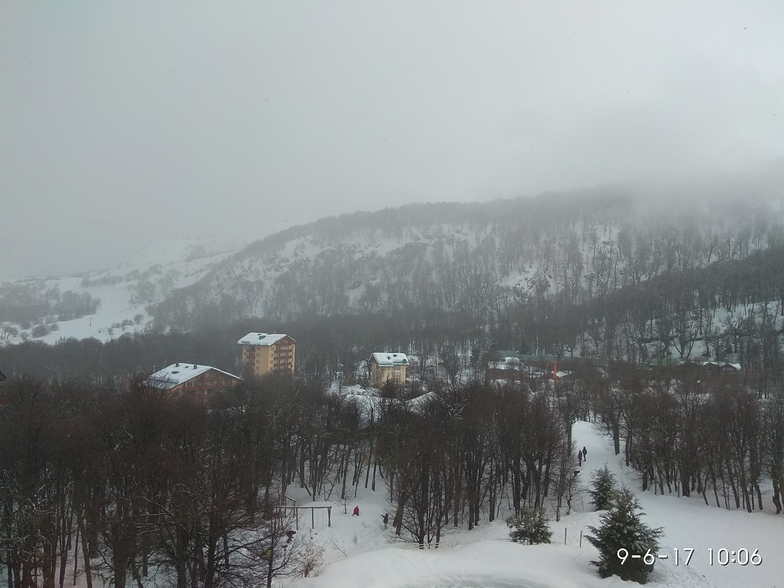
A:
0 282 100 336
3 181 784 585
134 186 784 386
3 183 784 381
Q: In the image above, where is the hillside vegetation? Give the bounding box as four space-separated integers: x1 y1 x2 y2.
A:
146 178 784 380
2 174 784 392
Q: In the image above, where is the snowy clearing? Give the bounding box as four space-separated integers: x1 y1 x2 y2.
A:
287 421 783 588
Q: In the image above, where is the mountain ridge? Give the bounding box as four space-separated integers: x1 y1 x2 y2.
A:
2 175 783 370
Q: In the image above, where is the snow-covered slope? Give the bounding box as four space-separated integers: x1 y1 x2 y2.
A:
0 237 244 345
4 183 784 366
155 196 776 324
287 420 783 588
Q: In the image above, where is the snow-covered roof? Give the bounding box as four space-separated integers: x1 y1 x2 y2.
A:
488 360 522 371
147 363 241 389
702 361 741 371
237 332 292 346
370 352 409 366
407 391 437 411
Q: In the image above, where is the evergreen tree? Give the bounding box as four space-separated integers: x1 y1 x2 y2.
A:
586 487 664 584
506 506 552 545
588 465 617 510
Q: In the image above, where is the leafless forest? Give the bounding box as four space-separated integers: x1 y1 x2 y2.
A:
3 186 784 586
3 357 784 587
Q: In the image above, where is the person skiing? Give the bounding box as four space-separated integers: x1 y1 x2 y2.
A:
352 506 360 516
382 512 389 530
578 450 583 465
582 446 587 461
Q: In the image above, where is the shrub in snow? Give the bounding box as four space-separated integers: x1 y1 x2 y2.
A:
586 487 664 584
506 506 552 545
297 539 325 578
588 465 617 511
31 323 49 338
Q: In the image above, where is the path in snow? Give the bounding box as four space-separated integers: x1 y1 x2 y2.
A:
288 419 784 588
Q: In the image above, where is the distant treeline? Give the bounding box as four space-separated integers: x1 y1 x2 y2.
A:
147 189 783 338
498 244 784 393
2 245 784 397
0 282 100 324
0 311 483 384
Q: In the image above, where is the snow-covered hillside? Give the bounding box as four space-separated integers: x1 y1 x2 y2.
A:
140 191 784 366
287 419 783 588
4 187 784 368
0 237 244 345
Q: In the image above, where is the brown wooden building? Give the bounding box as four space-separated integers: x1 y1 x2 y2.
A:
147 363 242 400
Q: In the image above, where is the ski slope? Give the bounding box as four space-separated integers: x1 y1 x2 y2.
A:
287 420 784 588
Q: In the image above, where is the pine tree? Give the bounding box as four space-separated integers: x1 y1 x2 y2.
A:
588 465 617 510
506 506 552 545
586 487 664 584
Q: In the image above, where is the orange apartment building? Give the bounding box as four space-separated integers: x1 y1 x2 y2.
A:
238 332 296 377
147 363 242 400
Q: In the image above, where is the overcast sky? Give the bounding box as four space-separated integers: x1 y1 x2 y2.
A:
1 1 783 281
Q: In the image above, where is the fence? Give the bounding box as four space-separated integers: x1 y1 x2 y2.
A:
395 541 460 550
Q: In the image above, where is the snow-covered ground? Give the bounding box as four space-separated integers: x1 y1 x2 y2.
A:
0 236 243 345
286 420 784 588
39 404 783 588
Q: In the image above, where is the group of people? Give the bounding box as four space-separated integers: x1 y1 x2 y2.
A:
352 506 391 531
